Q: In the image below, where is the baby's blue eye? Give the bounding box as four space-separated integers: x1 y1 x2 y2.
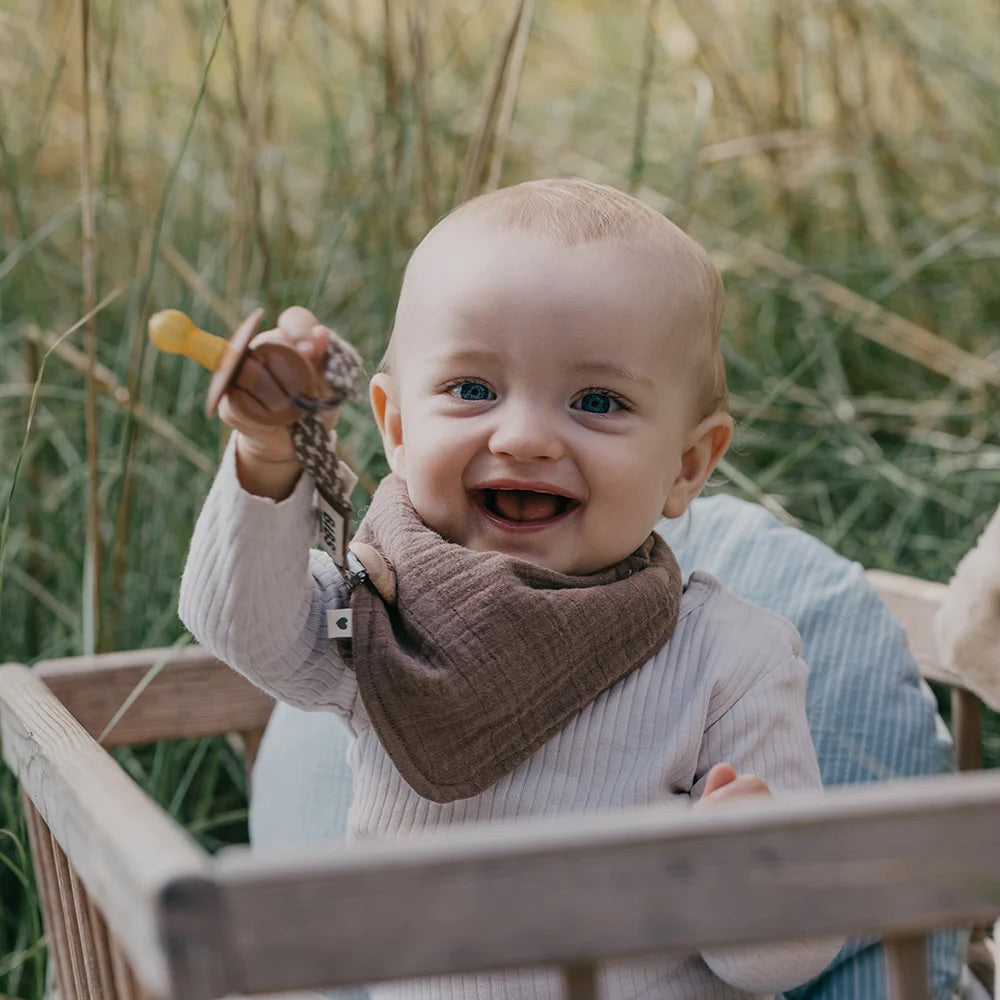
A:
574 391 617 414
450 381 494 401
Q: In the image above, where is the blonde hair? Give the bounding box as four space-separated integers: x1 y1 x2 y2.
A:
388 178 728 415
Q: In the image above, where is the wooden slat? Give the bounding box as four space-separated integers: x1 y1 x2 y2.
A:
22 795 76 998
0 664 213 998
562 963 599 1000
867 569 991 774
153 874 229 1000
35 645 274 746
68 863 104 996
32 579 961 734
86 894 120 999
51 832 87 999
240 728 266 788
110 934 142 1000
952 688 984 772
884 935 931 1000
865 570 963 689
174 770 1000 998
2 557 989 1000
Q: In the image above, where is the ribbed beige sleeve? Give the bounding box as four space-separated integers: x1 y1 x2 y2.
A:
178 438 359 717
695 660 842 993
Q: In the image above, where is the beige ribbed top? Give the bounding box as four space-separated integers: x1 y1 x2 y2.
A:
179 442 840 999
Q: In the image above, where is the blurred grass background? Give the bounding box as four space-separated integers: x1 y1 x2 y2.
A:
1 0 998 995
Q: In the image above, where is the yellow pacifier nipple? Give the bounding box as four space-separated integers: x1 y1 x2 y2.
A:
148 309 228 373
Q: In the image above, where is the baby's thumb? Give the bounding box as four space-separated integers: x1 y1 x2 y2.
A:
702 762 738 799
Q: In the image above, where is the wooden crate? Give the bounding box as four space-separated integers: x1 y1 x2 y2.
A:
0 571 996 1000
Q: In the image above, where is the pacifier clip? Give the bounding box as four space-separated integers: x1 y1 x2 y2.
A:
147 307 365 629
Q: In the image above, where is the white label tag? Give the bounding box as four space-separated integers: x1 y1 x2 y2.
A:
327 608 353 639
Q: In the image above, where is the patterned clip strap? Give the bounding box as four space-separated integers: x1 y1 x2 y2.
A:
288 332 365 568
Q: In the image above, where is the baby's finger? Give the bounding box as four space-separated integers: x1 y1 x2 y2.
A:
277 305 321 338
250 322 328 369
719 775 770 799
696 773 771 810
248 328 286 350
277 306 323 348
278 308 332 365
701 762 738 798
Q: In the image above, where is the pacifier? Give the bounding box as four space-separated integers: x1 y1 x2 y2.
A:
147 308 328 426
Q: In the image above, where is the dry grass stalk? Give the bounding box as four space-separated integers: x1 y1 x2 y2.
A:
78 0 102 654
770 2 795 130
674 0 762 132
408 3 437 229
766 1 810 248
26 327 216 476
1 286 121 641
715 237 1000 391
108 229 153 647
870 220 981 303
383 0 402 190
485 0 536 193
97 4 123 190
454 0 528 205
697 129 831 165
19 335 43 652
222 2 274 314
5 561 77 630
160 244 242 332
628 0 660 194
673 72 713 230
557 148 998 392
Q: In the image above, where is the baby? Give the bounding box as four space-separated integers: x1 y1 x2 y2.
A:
180 178 839 998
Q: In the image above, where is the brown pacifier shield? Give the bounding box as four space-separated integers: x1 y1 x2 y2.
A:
227 342 319 426
205 309 323 426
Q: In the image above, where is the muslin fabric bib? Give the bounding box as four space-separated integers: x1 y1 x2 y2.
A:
347 474 683 802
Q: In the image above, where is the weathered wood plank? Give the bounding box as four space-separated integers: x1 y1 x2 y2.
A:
3 559 990 1000
561 963 599 1000
187 770 1000 997
86 894 118 1000
35 645 274 746
952 687 984 772
51 819 88 998
0 664 213 998
884 935 931 1000
22 795 76 998
68 862 105 996
867 569 988 771
865 570 960 687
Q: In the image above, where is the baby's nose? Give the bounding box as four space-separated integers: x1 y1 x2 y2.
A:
488 404 565 461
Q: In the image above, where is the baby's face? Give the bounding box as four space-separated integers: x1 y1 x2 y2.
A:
371 216 730 575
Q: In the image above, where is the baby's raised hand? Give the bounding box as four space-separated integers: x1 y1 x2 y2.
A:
222 306 336 465
693 763 772 810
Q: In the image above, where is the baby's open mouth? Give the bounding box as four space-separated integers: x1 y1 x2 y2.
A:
475 488 577 524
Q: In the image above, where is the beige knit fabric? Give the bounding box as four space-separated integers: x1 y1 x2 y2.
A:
178 441 841 998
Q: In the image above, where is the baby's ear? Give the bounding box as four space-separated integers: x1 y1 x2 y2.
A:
369 373 405 476
662 412 733 519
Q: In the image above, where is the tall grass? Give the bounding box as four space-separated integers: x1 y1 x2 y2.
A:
1 1 998 995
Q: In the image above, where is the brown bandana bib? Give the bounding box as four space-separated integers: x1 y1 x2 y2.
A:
346 474 683 803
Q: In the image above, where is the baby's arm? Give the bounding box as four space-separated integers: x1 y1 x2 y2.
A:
693 653 843 993
179 307 358 715
179 438 358 715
